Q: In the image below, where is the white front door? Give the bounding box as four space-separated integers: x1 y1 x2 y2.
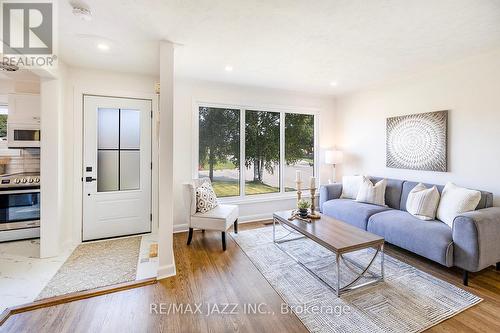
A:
83 95 152 241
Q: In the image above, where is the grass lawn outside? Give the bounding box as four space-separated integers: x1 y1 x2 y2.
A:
212 180 295 197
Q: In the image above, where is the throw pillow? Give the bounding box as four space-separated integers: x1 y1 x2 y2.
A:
341 175 364 199
196 182 218 213
436 182 481 228
406 183 441 220
356 177 387 206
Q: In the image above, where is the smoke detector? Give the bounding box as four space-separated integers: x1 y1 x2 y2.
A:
0 61 19 72
72 6 92 21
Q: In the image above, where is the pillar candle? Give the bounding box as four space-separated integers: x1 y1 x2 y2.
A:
310 176 316 189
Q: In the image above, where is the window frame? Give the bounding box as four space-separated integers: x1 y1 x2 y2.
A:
193 101 320 203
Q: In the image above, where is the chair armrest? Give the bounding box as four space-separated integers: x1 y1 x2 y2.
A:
183 182 197 216
453 207 500 272
319 183 343 212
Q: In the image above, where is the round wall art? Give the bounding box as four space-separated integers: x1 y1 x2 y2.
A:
386 111 448 172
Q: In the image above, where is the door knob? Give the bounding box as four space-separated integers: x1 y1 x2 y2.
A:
85 177 97 182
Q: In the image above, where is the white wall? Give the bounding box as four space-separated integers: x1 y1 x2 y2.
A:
334 49 500 205
173 79 336 231
63 67 159 244
61 67 336 255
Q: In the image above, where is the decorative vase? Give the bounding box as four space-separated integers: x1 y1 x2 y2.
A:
299 208 309 218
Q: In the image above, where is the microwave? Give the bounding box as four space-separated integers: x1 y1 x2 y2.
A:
7 123 40 148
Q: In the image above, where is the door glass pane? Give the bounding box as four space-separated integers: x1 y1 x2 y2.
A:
285 113 314 191
97 151 119 192
245 110 280 195
198 107 240 197
98 108 119 149
120 151 140 190
120 109 140 149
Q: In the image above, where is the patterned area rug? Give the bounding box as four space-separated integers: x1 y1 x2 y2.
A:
36 237 141 300
232 226 481 333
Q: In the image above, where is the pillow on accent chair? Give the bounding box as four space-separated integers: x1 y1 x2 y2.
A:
195 182 218 213
341 175 364 199
356 177 387 206
437 182 481 228
406 183 440 220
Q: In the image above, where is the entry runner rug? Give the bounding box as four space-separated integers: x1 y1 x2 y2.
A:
231 226 481 333
37 236 141 300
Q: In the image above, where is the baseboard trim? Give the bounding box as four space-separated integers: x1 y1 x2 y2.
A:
157 263 176 280
173 224 189 233
173 213 272 234
238 213 272 223
0 277 157 326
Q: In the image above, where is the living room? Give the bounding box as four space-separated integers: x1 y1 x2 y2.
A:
1 0 499 332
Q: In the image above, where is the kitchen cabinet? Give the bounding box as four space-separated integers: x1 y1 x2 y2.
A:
8 93 40 125
7 93 41 148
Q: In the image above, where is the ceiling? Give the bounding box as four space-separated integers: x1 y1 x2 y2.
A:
59 0 500 95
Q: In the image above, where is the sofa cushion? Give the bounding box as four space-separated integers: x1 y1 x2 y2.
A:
437 182 481 228
369 177 404 210
400 181 493 211
406 183 440 220
191 204 239 231
367 210 453 266
322 199 390 230
340 175 363 199
356 177 387 206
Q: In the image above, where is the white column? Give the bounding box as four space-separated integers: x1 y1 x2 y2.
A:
157 40 176 279
39 67 66 258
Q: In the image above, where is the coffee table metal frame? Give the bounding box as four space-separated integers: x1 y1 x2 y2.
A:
273 215 384 297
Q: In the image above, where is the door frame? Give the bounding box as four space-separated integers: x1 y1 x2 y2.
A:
72 88 159 245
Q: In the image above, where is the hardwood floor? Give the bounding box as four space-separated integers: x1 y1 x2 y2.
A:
2 222 500 332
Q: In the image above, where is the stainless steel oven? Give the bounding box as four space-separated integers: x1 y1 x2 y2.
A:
0 173 40 242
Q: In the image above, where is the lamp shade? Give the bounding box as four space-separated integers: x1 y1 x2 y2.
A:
325 150 343 165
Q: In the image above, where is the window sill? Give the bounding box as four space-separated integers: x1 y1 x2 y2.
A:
218 192 318 205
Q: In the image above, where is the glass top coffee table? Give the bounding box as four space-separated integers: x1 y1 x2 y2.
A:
273 210 385 297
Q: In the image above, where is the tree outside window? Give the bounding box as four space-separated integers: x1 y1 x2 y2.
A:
245 110 280 195
198 107 240 197
284 113 314 191
198 106 315 198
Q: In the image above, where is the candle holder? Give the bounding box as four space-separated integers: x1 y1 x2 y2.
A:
296 180 302 204
309 187 321 219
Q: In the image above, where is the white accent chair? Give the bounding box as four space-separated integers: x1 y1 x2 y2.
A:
186 179 239 251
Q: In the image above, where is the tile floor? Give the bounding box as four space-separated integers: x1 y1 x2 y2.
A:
0 233 158 313
136 233 159 280
0 239 75 312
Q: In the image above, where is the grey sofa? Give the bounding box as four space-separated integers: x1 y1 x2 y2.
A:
319 177 500 285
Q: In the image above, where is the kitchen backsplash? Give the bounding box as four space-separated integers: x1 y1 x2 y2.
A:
0 148 40 175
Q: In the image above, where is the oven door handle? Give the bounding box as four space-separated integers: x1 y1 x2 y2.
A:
1 189 40 194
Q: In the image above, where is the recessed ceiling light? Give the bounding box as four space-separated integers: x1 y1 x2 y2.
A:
330 81 338 87
97 43 110 51
225 65 233 72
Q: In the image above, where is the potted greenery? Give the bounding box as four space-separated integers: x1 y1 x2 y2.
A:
297 199 311 218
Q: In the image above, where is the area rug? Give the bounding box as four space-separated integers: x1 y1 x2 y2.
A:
231 226 481 333
36 236 141 300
